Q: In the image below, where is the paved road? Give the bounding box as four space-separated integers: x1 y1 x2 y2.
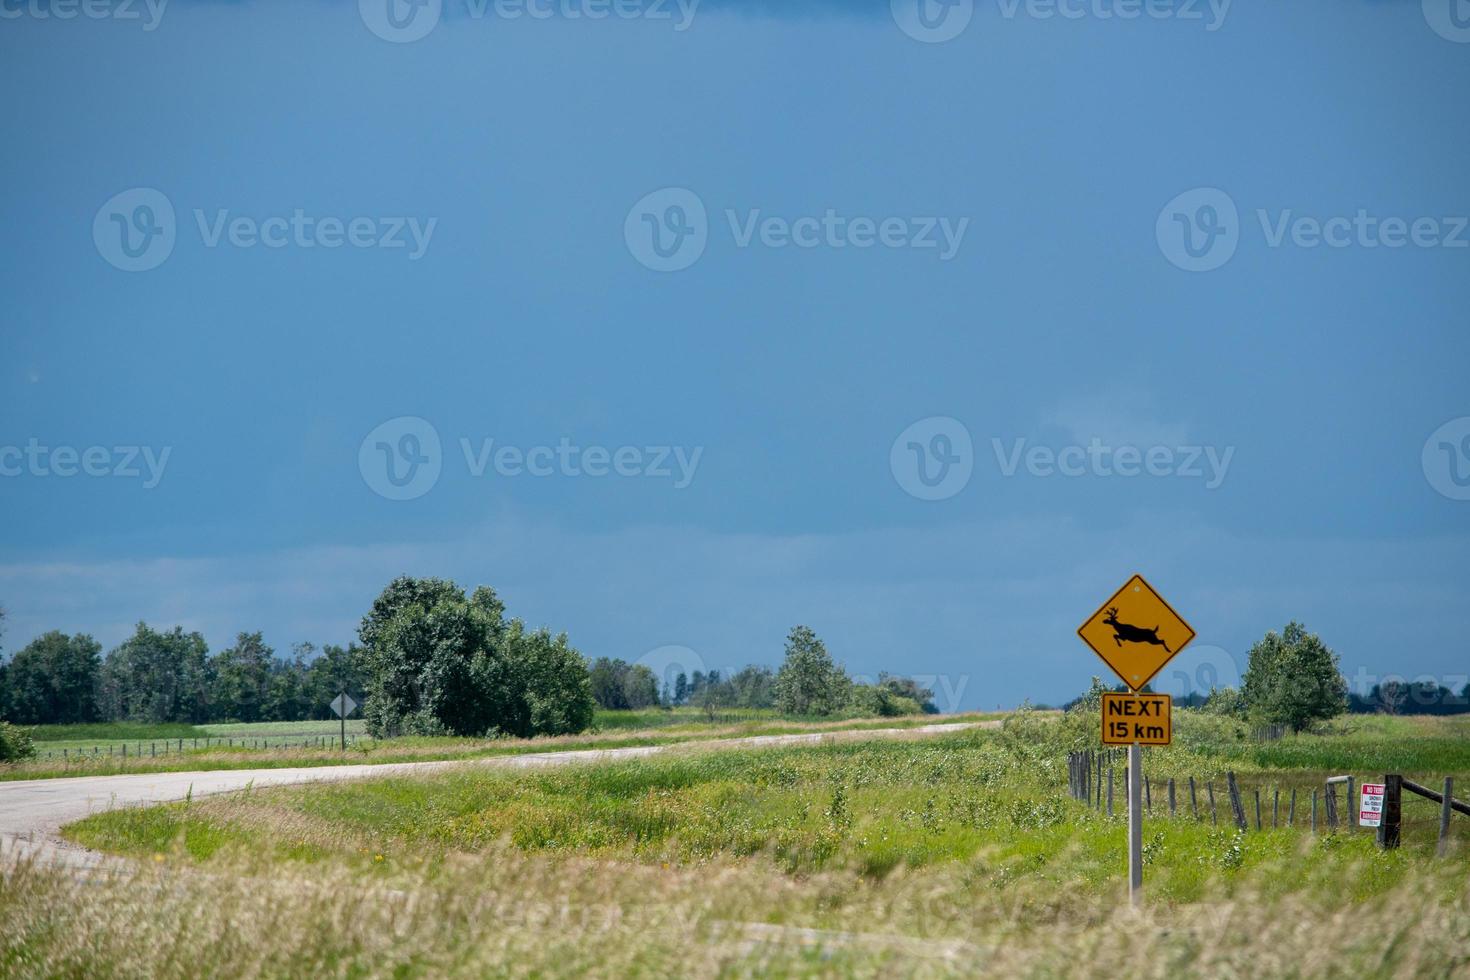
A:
0 721 991 869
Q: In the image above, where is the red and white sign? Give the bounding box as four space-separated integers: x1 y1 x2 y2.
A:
1359 782 1385 828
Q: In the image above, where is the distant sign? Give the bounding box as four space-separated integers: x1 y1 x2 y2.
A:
1360 782 1385 828
1078 574 1196 691
330 693 358 719
1101 692 1172 746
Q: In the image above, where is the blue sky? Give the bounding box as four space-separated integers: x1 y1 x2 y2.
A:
1 0 1467 710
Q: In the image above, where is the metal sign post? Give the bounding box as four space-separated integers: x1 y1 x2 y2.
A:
1128 741 1143 905
330 691 358 750
1078 574 1195 908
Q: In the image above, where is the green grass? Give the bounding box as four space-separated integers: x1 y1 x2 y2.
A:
3 712 995 781
26 721 210 743
63 721 1469 896
13 710 1470 978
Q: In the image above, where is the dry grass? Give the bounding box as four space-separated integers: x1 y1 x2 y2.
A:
3 843 1468 978
9 715 1470 978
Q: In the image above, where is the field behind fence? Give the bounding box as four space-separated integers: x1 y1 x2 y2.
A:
1067 748 1470 853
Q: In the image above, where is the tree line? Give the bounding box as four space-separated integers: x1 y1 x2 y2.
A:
0 586 939 734
0 622 367 727
587 625 939 718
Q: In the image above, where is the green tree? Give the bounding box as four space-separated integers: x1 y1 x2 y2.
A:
98 623 211 723
773 625 849 716
726 664 775 709
1 631 102 725
263 645 313 721
358 576 593 739
306 643 367 719
1241 622 1347 732
499 623 596 737
210 632 274 722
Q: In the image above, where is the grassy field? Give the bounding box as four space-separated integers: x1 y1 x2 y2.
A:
1 710 987 782
2 711 1466 977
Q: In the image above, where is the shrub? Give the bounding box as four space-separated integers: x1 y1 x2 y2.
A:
0 720 36 762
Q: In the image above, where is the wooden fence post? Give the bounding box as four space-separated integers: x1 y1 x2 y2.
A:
1347 777 1356 828
1254 790 1262 830
1377 774 1401 850
1437 777 1453 857
1273 789 1279 829
1189 776 1199 820
1227 772 1247 831
1145 778 1152 815
1325 782 1338 830
1289 787 1297 827
1208 781 1217 825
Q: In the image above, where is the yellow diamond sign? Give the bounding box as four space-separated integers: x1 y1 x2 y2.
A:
1077 574 1195 692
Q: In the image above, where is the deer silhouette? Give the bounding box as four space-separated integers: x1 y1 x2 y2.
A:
1102 607 1171 653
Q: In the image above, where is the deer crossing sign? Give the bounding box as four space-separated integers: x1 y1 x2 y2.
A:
1077 574 1196 692
1101 692 1172 746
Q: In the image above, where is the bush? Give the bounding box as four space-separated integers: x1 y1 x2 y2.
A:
0 721 36 762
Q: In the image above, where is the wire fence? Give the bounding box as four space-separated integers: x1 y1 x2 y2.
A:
1066 749 1467 853
34 734 364 761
